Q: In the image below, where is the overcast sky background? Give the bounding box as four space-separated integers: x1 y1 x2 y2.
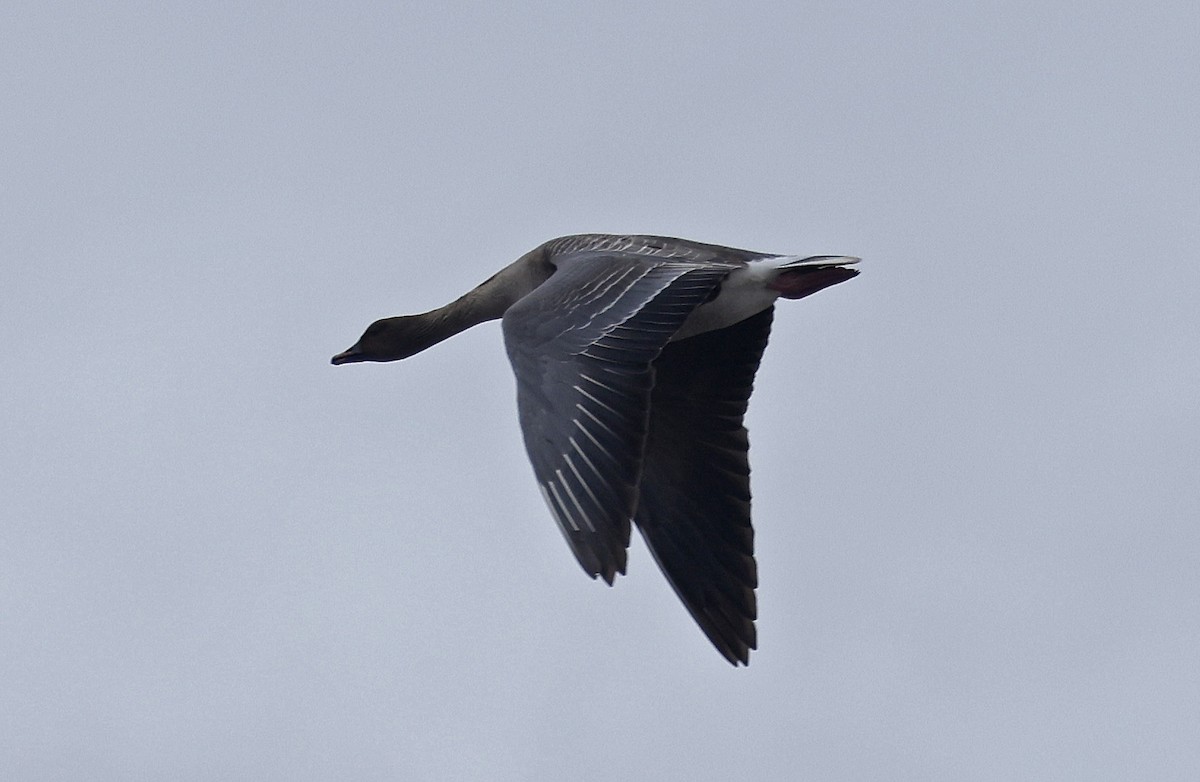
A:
4 2 1199 780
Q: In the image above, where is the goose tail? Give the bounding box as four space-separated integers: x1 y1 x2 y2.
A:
767 255 860 300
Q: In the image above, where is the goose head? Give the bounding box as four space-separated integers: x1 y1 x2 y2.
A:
331 315 440 364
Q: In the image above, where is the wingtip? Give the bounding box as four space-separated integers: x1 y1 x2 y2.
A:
720 636 754 667
597 561 625 586
580 557 625 585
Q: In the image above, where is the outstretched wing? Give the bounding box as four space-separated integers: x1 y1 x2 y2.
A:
634 306 775 665
502 252 731 583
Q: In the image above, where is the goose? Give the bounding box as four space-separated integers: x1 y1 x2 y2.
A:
332 233 859 665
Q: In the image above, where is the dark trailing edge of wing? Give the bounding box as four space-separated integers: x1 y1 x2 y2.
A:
634 306 775 665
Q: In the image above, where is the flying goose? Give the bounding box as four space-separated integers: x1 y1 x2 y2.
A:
332 234 858 665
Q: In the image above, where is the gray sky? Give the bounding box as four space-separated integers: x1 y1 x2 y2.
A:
4 1 1198 779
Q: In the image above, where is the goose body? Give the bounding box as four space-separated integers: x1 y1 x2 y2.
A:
332 233 859 665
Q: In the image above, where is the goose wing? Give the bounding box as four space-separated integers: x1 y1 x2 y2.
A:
501 252 732 583
634 306 775 665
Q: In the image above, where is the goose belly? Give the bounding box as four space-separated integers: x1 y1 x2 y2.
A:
671 263 780 341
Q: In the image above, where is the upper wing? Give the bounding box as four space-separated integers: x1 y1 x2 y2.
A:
633 306 775 665
501 252 731 583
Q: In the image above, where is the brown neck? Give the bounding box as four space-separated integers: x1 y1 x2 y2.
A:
334 244 556 364
434 244 552 332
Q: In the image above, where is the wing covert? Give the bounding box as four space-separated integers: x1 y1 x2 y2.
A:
502 254 730 582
